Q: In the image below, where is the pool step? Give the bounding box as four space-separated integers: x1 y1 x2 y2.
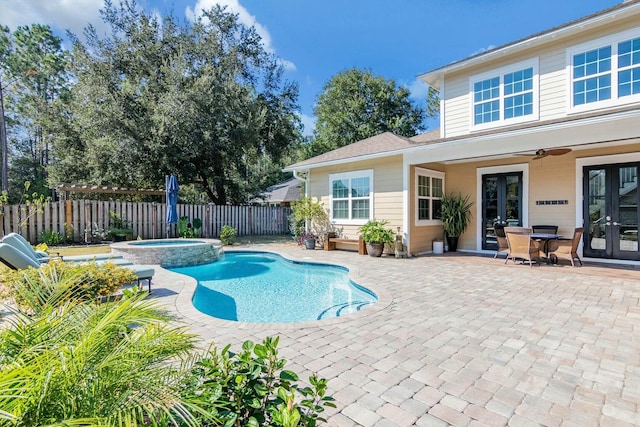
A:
317 300 374 320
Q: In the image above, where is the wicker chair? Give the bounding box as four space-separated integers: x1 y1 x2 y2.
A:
547 228 584 267
493 223 509 259
504 227 541 266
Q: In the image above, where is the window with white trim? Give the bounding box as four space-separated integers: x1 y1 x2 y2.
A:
415 168 444 226
470 58 539 130
568 29 640 111
329 170 373 224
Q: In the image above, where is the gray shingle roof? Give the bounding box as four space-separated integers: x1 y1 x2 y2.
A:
286 132 421 170
258 177 301 204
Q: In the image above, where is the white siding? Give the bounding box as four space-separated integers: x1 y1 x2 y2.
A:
309 156 404 239
440 17 640 137
538 47 567 120
441 75 470 137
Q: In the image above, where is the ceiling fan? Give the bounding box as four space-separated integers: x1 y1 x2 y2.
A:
520 148 572 160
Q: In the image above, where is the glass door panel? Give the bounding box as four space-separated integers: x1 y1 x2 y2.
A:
586 168 607 252
482 172 522 250
583 163 640 260
483 177 498 247
617 166 638 254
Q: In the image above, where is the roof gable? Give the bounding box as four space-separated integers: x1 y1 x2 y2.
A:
285 132 417 170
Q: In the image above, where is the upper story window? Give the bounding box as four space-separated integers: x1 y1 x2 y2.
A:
618 38 640 97
415 168 444 226
329 170 373 225
572 46 612 105
568 29 640 112
470 58 539 130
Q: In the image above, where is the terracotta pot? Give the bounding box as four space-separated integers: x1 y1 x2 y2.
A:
366 242 384 257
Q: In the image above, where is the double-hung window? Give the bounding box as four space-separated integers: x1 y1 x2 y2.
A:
415 168 444 226
569 29 640 111
330 170 373 224
470 58 539 130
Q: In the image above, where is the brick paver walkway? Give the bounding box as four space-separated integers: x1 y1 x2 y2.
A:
151 244 640 426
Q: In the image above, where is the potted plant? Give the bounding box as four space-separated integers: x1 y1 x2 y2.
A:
359 219 395 257
297 232 318 249
108 211 133 242
290 196 329 250
439 193 473 252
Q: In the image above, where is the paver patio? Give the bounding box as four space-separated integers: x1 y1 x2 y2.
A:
151 243 640 426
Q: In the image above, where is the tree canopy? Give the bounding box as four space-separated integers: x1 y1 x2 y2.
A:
0 24 68 201
308 68 429 157
47 0 302 204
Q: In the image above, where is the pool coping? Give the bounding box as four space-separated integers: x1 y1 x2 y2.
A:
163 247 394 330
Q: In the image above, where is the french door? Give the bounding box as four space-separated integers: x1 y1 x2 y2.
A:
482 172 523 250
584 163 640 261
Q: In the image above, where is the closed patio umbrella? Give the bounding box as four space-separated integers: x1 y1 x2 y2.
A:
166 175 179 237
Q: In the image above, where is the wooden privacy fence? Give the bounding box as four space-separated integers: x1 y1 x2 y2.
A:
1 200 292 243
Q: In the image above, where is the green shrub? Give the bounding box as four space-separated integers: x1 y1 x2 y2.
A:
39 229 63 246
63 222 74 243
0 294 198 426
181 337 335 426
358 219 395 244
192 217 203 237
2 261 138 310
220 224 237 245
108 211 133 240
178 216 196 238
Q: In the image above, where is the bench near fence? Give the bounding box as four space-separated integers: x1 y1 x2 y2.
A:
324 232 367 255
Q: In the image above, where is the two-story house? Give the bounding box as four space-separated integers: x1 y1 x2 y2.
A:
285 0 640 264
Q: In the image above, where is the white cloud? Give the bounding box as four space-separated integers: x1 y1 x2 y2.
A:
277 58 296 72
0 0 106 37
299 113 316 137
185 0 296 70
407 78 429 101
471 44 497 56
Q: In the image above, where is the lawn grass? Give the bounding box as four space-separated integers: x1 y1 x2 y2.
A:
52 245 112 257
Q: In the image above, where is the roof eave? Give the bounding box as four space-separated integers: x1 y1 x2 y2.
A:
283 148 410 173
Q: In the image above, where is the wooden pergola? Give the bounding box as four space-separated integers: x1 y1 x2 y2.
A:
56 183 165 199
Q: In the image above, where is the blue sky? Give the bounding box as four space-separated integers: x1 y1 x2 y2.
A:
1 0 621 134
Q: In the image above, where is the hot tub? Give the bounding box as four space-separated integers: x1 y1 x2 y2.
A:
110 239 223 267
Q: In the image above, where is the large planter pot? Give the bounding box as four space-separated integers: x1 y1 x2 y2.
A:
446 236 459 252
366 242 384 257
304 237 316 250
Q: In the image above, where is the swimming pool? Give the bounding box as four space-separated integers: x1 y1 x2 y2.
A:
170 251 377 323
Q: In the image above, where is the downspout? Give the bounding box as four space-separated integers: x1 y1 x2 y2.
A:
439 76 446 138
292 169 309 197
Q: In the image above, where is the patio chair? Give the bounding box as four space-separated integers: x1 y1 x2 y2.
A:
0 242 155 292
504 227 541 266
493 223 509 259
2 233 124 263
547 228 584 267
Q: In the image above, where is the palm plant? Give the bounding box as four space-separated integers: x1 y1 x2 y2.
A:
0 288 200 426
439 192 473 252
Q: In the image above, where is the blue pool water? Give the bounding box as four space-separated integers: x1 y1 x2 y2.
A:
170 251 377 323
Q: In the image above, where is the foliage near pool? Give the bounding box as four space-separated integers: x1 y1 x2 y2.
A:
0 263 334 426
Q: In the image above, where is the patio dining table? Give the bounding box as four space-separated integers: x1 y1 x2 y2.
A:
531 233 563 262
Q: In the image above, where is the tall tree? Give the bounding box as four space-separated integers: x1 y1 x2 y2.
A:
0 24 68 201
309 68 426 157
50 0 301 205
